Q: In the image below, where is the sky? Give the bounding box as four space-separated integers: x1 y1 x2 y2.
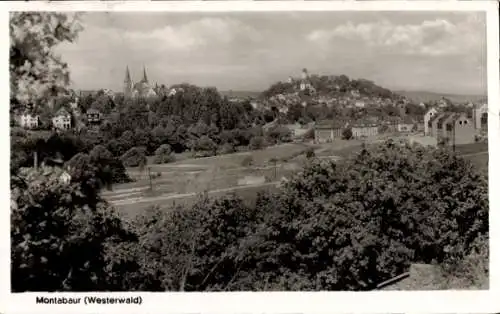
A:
56 11 487 95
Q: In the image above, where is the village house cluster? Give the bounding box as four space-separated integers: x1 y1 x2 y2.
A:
14 65 191 131
313 102 487 145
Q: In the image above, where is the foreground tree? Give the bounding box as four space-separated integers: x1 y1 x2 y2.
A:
10 12 83 111
11 166 135 291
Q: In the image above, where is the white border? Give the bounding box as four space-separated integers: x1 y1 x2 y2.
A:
1 1 498 314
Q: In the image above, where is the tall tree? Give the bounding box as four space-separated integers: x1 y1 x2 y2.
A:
10 12 83 111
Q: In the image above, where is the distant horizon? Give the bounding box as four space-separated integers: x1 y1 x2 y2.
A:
75 85 487 98
58 11 487 96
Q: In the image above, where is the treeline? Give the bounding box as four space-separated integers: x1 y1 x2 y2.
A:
12 85 295 180
11 140 489 291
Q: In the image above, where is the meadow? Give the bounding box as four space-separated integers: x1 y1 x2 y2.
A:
105 139 488 219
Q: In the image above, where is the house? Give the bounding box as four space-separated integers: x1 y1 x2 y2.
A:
437 113 457 140
52 108 72 130
86 108 101 124
354 100 365 108
351 120 379 139
446 113 475 145
433 113 459 140
18 112 40 129
424 108 440 136
314 120 347 143
429 112 446 138
397 116 415 133
472 103 488 130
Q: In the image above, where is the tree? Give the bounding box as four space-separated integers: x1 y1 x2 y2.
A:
10 12 83 111
120 146 147 168
192 136 218 158
153 144 174 164
342 128 353 140
11 166 135 291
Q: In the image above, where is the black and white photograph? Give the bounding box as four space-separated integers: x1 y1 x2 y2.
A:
6 0 496 305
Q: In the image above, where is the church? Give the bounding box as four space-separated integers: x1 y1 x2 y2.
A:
123 66 157 98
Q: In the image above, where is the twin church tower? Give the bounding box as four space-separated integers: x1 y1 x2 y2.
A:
123 65 157 98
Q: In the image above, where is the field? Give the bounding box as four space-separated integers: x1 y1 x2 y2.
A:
105 139 488 219
106 142 317 219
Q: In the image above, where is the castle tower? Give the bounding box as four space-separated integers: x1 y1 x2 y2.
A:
301 68 309 80
124 66 132 97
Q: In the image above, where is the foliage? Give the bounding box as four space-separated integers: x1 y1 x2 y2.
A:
219 143 236 155
342 128 353 140
249 136 265 150
192 136 218 157
265 125 292 144
153 144 174 164
120 146 147 168
11 168 135 291
10 12 83 111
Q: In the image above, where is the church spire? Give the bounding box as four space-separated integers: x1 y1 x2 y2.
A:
124 66 132 96
142 65 148 83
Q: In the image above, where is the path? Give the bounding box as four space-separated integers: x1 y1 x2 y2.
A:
110 181 281 206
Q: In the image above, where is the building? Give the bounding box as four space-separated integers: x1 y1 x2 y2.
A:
123 65 157 98
86 108 101 124
52 108 72 130
397 117 415 133
472 103 488 130
428 112 475 145
445 113 475 145
423 108 438 136
314 120 346 143
298 68 315 94
18 112 40 129
351 120 379 139
435 113 453 139
354 100 365 108
428 112 446 138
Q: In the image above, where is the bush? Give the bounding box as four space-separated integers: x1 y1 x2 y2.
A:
11 169 136 292
249 136 265 150
192 136 217 157
266 125 292 144
153 144 174 164
305 148 315 159
121 146 147 168
219 143 236 155
342 128 353 140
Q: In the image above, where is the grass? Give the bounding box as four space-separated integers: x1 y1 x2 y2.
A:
107 143 310 215
109 139 489 220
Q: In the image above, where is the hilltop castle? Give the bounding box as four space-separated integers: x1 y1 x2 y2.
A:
123 66 157 98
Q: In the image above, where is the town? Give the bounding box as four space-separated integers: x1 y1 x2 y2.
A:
14 67 488 148
10 11 489 293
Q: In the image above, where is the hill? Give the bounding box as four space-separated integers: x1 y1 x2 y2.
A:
219 90 262 99
395 90 487 104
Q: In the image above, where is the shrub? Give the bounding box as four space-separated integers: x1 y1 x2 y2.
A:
305 148 315 159
219 143 236 155
192 136 217 157
11 169 136 292
249 136 265 150
120 146 147 168
153 144 174 164
266 125 292 144
342 128 353 140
